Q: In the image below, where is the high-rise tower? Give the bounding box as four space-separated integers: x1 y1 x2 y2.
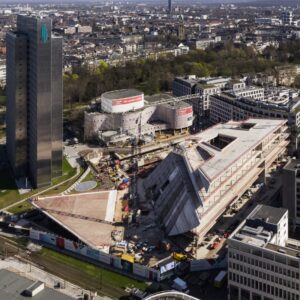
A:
168 0 172 14
6 15 63 188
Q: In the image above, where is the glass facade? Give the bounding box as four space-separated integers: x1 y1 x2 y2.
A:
6 15 63 188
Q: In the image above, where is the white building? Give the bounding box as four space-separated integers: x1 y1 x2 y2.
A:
228 204 300 300
231 86 265 101
76 25 92 33
64 27 76 35
101 89 144 114
143 119 289 237
0 62 6 87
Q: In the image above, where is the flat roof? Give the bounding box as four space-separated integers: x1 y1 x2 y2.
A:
102 89 142 100
266 243 300 259
163 101 191 109
32 191 119 250
283 159 300 172
0 269 74 300
145 93 173 103
248 204 287 225
183 118 286 182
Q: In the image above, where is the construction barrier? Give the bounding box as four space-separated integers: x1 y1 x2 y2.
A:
29 229 160 281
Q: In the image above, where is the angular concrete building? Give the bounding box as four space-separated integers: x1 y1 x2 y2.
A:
6 15 63 188
143 119 289 237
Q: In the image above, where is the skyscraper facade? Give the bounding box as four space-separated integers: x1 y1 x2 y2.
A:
6 15 63 188
168 0 172 14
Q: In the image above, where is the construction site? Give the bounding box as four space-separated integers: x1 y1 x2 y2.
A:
13 116 288 286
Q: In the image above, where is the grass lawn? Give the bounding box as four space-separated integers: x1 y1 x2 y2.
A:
81 171 99 189
51 158 76 185
0 125 5 139
0 168 22 208
0 158 77 210
42 171 82 196
40 248 147 290
28 247 147 298
7 201 34 214
0 95 5 107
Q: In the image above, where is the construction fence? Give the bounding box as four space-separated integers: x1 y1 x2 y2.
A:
29 229 160 281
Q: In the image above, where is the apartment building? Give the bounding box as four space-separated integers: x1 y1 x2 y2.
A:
228 204 300 300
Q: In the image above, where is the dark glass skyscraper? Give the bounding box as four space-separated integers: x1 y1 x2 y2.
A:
6 15 63 188
168 0 172 14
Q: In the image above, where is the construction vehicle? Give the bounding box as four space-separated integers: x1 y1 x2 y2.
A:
172 252 188 262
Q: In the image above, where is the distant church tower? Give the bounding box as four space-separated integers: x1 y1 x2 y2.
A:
178 15 185 40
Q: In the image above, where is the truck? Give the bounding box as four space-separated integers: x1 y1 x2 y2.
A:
171 277 189 294
214 270 227 288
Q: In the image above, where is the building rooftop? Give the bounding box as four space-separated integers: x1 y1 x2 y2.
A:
144 93 173 104
266 243 300 259
248 204 287 225
0 269 74 300
283 158 300 172
163 101 191 109
229 205 300 259
143 119 287 236
184 118 286 182
32 191 119 250
101 88 142 100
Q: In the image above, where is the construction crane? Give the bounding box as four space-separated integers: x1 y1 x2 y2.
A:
39 207 115 225
128 114 142 214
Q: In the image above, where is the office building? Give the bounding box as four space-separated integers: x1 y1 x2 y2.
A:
6 15 63 188
210 91 300 127
143 119 289 237
168 0 172 14
228 204 300 300
283 159 300 230
172 75 222 127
